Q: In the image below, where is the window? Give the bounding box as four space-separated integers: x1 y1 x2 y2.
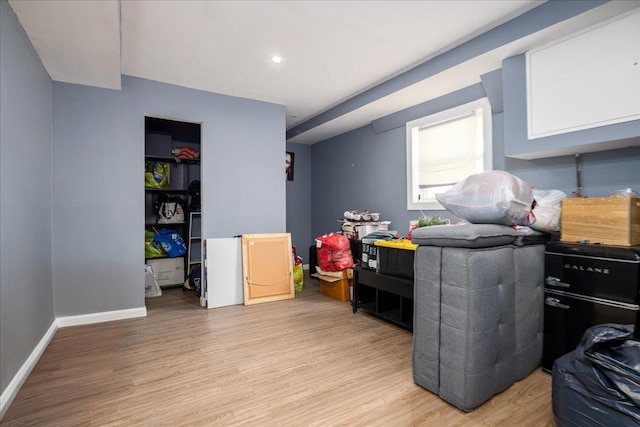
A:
406 98 492 210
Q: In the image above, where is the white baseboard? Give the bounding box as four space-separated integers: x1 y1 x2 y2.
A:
0 306 147 420
56 306 147 327
303 263 309 270
0 320 58 420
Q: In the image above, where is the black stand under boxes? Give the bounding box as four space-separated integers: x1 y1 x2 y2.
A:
353 240 416 331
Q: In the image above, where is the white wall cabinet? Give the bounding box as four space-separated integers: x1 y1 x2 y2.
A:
526 9 640 140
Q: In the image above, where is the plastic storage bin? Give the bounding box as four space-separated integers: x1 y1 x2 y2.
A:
375 240 417 279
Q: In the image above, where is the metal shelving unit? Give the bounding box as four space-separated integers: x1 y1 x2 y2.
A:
187 211 202 268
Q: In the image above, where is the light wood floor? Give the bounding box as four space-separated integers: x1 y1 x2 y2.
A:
2 274 554 426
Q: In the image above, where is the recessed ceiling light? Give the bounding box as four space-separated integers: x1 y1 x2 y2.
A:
271 55 282 64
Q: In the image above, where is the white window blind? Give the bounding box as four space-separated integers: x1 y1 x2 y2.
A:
406 98 492 210
417 110 483 197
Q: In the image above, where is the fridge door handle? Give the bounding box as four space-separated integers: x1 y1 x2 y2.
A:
545 296 570 310
545 276 570 288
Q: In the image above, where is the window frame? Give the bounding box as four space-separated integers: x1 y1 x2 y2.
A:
405 98 493 211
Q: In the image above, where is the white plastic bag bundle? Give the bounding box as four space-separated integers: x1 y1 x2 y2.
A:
529 189 566 232
144 264 162 298
436 171 534 226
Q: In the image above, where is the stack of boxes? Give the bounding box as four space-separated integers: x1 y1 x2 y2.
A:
318 211 417 302
340 211 391 271
342 211 390 277
314 232 354 302
340 220 391 240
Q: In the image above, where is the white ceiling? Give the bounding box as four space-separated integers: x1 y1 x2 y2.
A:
8 0 638 144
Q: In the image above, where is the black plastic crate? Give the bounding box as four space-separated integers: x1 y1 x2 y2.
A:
378 246 414 279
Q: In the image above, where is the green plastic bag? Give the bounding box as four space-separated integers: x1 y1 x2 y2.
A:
145 230 167 258
292 247 303 292
293 264 304 292
145 161 169 189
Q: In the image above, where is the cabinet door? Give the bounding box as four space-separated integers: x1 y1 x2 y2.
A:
241 233 294 305
542 291 638 371
527 10 640 139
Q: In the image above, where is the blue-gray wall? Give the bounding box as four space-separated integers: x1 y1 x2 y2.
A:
310 81 499 239
1 0 287 405
52 76 286 316
286 142 312 262
2 0 639 416
310 59 640 239
311 125 429 240
0 0 55 404
296 0 640 241
304 1 640 240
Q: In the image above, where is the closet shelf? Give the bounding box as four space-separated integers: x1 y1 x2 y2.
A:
145 155 200 164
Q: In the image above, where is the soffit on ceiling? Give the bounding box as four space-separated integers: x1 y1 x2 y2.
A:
8 1 638 145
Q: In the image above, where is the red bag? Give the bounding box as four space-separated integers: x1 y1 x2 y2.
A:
172 146 200 160
315 233 354 272
292 246 302 266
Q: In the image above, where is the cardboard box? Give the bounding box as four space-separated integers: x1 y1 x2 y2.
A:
341 221 391 240
561 197 640 246
319 269 351 302
147 257 185 287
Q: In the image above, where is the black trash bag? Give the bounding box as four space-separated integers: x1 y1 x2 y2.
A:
552 323 640 427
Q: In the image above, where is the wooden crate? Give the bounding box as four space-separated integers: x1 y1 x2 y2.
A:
561 197 640 246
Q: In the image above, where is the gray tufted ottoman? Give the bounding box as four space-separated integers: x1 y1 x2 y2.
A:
411 223 546 411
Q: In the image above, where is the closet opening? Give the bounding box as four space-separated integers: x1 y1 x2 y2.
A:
144 116 202 307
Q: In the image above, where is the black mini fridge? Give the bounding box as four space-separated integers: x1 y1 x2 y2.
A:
542 242 640 372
